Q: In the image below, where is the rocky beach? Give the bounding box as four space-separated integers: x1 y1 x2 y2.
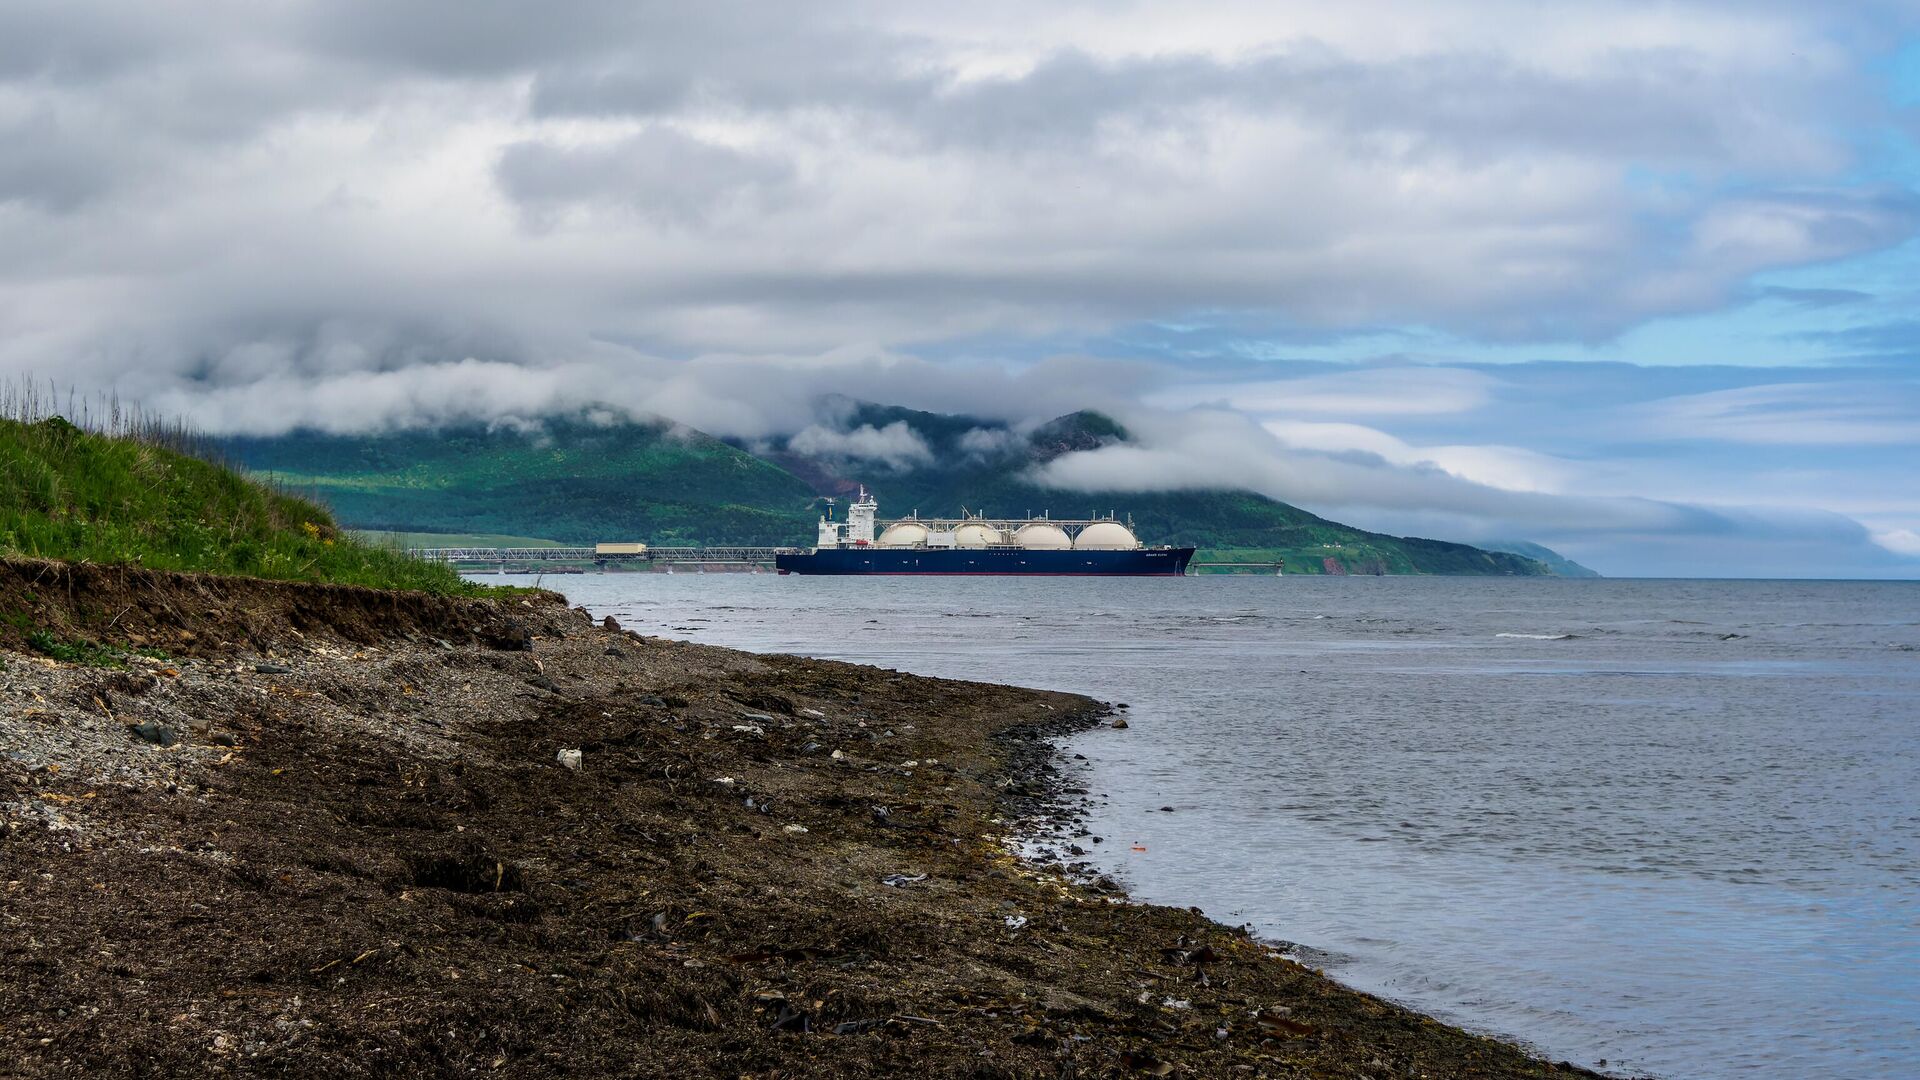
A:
1 559 1606 1078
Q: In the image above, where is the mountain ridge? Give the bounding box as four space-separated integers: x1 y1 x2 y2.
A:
217 404 1593 576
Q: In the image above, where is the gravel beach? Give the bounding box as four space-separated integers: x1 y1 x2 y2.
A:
0 560 1610 1078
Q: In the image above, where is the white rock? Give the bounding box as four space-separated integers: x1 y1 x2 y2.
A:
555 748 582 771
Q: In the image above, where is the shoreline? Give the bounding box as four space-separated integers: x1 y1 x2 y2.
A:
1006 730 1583 1076
2 562 1612 1077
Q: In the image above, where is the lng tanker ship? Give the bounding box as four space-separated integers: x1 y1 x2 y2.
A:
775 488 1194 576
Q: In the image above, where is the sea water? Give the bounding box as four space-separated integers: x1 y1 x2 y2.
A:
536 573 1920 1079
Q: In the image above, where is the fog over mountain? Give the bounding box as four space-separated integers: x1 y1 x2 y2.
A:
3 1 1918 576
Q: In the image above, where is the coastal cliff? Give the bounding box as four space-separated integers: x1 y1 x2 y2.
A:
0 561 1605 1078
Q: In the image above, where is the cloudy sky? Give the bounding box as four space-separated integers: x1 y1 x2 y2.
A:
3 1 1918 576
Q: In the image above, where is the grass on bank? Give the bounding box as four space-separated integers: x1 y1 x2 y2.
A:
0 414 499 596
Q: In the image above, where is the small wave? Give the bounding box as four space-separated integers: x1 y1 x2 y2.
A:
1496 632 1575 640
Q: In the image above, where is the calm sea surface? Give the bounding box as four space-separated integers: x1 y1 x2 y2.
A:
531 573 1920 1079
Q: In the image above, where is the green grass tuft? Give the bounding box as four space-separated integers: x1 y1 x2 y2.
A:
0 414 497 596
25 628 125 667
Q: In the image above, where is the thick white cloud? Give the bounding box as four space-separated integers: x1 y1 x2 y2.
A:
1260 420 1580 494
135 348 1154 440
495 128 795 229
0 1 1916 575
787 420 934 469
1 0 1916 380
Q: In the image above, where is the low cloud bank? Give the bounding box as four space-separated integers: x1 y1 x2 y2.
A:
787 421 934 470
1031 407 1918 577
131 349 1155 441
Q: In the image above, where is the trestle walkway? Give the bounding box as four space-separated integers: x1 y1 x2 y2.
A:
414 546 794 566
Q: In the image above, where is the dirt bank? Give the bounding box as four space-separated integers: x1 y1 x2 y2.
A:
0 557 546 658
0 566 1608 1078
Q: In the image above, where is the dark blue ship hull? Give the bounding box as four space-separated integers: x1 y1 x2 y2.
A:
776 546 1194 576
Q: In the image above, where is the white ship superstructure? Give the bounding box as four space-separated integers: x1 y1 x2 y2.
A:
813 487 1146 551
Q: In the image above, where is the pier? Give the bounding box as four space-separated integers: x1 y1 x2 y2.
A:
414 546 795 571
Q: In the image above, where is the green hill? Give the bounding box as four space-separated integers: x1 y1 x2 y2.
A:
0 415 473 594
222 416 818 546
1477 540 1600 578
219 402 1585 576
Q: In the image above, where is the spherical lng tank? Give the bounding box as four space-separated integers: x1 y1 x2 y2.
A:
954 523 1004 547
877 522 929 547
1073 521 1140 549
1013 523 1072 550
